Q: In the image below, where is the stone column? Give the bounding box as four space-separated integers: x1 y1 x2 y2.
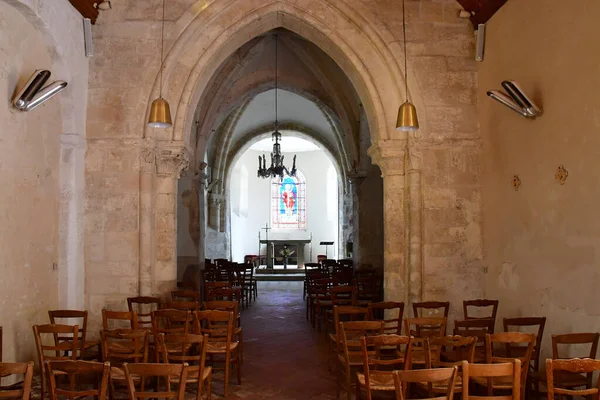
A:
368 140 409 304
154 149 190 295
138 147 156 296
58 133 87 309
407 146 424 303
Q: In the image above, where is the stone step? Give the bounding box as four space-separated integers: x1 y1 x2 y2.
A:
254 273 305 282
255 268 305 275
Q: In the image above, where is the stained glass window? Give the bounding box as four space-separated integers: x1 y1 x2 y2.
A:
271 170 306 230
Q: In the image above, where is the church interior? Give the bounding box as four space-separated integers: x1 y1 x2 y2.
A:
1 0 600 398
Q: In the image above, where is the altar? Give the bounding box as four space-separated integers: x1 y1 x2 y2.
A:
258 231 312 269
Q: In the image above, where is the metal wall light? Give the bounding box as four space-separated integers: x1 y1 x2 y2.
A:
12 70 67 111
487 81 542 118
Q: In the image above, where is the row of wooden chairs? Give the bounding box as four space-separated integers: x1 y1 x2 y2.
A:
30 308 241 399
1 358 204 400
203 262 257 308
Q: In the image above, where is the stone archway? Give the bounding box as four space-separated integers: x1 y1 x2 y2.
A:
141 0 428 304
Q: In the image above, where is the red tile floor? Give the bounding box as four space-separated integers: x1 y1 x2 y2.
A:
214 281 337 399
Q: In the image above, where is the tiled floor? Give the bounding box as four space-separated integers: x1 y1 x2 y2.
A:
215 281 337 399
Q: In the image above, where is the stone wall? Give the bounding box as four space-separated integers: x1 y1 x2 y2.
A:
0 0 88 360
84 0 483 322
479 0 600 357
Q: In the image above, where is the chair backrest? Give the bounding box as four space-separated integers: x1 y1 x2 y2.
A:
503 317 546 371
339 320 384 361
156 333 208 383
413 301 450 318
48 310 89 357
404 317 447 338
100 329 149 366
393 367 458 400
367 301 404 334
485 332 534 398
551 332 600 360
546 358 600 399
0 362 34 400
101 309 138 330
33 325 79 377
454 318 495 351
164 300 200 312
330 285 356 306
47 360 110 400
152 309 191 337
463 299 499 331
170 290 201 302
124 363 189 400
426 336 477 367
362 334 414 384
461 360 521 400
193 310 235 351
127 296 162 329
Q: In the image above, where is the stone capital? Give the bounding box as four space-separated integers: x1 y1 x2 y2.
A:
156 148 190 178
208 193 225 206
368 140 407 177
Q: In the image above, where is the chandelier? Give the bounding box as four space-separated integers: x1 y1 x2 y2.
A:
257 33 298 180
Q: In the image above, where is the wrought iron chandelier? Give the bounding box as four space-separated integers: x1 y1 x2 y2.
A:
257 33 297 180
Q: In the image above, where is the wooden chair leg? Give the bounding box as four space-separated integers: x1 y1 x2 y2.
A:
236 350 242 385
224 354 230 396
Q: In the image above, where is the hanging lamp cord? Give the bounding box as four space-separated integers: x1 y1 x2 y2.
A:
275 33 279 128
402 0 408 102
159 0 165 98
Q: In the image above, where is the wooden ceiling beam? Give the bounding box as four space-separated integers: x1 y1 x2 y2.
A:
456 0 508 27
68 0 99 24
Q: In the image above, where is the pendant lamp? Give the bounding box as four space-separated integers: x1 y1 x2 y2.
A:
148 0 172 128
397 0 419 132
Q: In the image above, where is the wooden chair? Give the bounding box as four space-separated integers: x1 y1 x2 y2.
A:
305 271 328 321
454 318 495 362
413 301 450 318
33 324 80 400
303 263 321 299
404 317 447 368
423 336 476 396
202 301 243 364
311 278 333 332
325 285 357 333
503 317 546 373
393 367 458 400
151 309 192 361
124 363 189 400
356 334 413 400
463 299 499 332
100 329 149 399
328 306 368 371
165 300 200 313
241 264 256 304
337 320 384 400
127 296 162 331
47 360 110 400
462 360 521 400
480 332 534 399
156 333 212 400
101 309 138 330
0 362 33 400
546 358 600 400
171 290 201 302
366 301 404 334
48 310 100 360
193 310 241 396
531 332 600 398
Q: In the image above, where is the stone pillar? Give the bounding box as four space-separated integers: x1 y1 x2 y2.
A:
154 149 190 294
58 133 86 309
368 140 409 304
138 147 156 296
407 147 424 303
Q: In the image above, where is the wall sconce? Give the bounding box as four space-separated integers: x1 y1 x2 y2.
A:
12 70 67 111
487 81 542 118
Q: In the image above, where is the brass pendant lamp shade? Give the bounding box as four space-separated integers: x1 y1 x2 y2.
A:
147 0 172 128
396 0 419 132
397 100 419 131
148 97 172 128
